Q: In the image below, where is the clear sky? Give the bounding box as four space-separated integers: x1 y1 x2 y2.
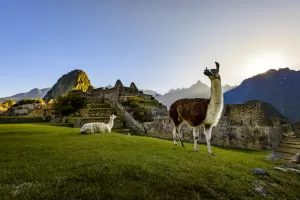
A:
1 0 300 96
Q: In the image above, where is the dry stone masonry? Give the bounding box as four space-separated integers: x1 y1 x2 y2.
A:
144 101 292 150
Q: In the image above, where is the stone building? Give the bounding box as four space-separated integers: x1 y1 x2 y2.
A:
144 101 292 150
85 79 153 104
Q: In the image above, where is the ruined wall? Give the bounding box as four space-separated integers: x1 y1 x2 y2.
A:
144 103 286 150
224 102 267 126
144 116 283 150
295 121 300 138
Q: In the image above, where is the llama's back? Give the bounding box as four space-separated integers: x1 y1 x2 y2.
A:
169 98 210 126
92 122 109 133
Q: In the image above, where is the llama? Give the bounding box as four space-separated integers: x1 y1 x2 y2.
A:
80 114 117 134
169 62 223 155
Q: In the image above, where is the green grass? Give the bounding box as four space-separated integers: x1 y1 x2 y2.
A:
0 124 299 200
0 116 42 119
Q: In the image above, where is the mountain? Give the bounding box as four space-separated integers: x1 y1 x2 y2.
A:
156 80 236 108
0 88 50 103
43 69 92 102
224 68 300 122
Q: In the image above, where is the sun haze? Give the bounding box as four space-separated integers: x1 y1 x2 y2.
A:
0 0 300 96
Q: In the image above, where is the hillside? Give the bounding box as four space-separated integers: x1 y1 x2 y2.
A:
0 123 299 199
224 68 300 122
43 69 92 102
156 80 235 108
0 88 50 103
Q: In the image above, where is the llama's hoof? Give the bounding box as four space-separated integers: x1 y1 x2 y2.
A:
209 153 215 156
194 149 198 152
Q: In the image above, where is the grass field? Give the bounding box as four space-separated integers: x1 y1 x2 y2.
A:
0 123 299 200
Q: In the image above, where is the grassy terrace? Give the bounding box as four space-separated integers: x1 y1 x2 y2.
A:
0 116 42 119
0 123 299 200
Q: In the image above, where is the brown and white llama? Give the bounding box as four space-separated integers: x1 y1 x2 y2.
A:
169 62 223 155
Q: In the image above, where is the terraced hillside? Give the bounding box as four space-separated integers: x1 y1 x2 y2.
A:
69 102 124 129
276 135 300 161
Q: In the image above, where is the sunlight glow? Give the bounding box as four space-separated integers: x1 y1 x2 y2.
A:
242 52 287 78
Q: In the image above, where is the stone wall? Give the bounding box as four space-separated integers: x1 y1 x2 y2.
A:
86 80 153 104
144 102 288 150
144 115 284 150
79 108 116 118
0 117 44 124
223 102 267 126
295 121 300 137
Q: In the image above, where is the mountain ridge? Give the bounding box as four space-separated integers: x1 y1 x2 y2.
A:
224 67 300 122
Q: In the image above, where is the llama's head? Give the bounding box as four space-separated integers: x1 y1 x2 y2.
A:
110 114 117 120
204 62 220 81
80 125 86 134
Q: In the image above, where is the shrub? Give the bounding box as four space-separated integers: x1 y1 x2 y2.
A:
0 99 16 110
13 98 45 107
119 96 163 122
53 92 87 117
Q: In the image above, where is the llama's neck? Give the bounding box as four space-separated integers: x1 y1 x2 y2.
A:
108 118 114 129
210 79 223 105
204 79 223 126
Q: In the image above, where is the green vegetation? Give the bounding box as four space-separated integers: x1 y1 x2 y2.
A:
0 123 299 200
120 96 164 123
0 116 42 119
12 98 45 107
0 99 16 111
53 92 87 117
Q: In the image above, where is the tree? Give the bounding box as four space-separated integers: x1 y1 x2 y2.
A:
53 91 87 117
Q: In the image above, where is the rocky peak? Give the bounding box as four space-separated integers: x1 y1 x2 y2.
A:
114 79 124 88
43 69 92 102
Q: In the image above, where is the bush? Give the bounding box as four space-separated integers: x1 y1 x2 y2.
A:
0 99 16 110
13 98 45 107
119 96 163 122
53 92 87 117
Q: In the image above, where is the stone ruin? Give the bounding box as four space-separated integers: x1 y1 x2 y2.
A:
85 79 154 105
144 101 293 150
295 121 300 138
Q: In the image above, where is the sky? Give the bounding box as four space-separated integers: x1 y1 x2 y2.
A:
1 0 300 96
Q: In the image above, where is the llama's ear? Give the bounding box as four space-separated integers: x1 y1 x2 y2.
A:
215 62 220 71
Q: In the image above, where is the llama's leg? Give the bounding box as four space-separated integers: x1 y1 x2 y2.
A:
176 125 184 147
205 125 214 156
172 127 177 146
193 127 199 152
91 124 95 134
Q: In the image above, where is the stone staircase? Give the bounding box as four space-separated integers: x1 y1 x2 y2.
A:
276 134 300 161
69 103 125 129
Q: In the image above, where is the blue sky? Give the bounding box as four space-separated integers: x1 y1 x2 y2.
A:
1 0 300 96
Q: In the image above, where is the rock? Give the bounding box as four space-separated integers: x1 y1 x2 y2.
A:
62 116 68 123
291 153 300 164
282 163 300 170
274 167 288 172
253 168 269 176
51 117 61 123
266 152 280 161
253 184 270 197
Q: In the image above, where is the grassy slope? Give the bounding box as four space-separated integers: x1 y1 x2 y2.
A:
0 124 299 200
